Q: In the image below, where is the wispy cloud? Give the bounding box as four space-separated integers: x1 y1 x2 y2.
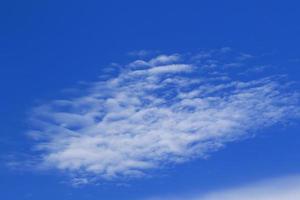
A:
27 49 300 183
128 50 155 57
145 175 300 200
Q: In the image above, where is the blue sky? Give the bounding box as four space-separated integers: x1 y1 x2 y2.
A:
1 1 300 200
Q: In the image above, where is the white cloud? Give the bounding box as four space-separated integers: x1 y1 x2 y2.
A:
127 54 181 68
129 64 192 76
28 50 300 183
145 175 300 200
148 54 181 65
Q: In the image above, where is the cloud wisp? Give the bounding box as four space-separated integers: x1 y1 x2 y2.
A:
28 50 299 183
145 175 300 200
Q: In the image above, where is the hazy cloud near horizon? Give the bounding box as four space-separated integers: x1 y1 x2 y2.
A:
144 175 300 200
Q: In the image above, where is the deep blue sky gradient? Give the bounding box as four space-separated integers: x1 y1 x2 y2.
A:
1 1 300 199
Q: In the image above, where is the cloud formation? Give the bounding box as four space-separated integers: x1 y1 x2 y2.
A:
145 175 300 200
28 50 300 183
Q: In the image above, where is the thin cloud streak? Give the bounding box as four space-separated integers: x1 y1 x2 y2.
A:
145 175 300 200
